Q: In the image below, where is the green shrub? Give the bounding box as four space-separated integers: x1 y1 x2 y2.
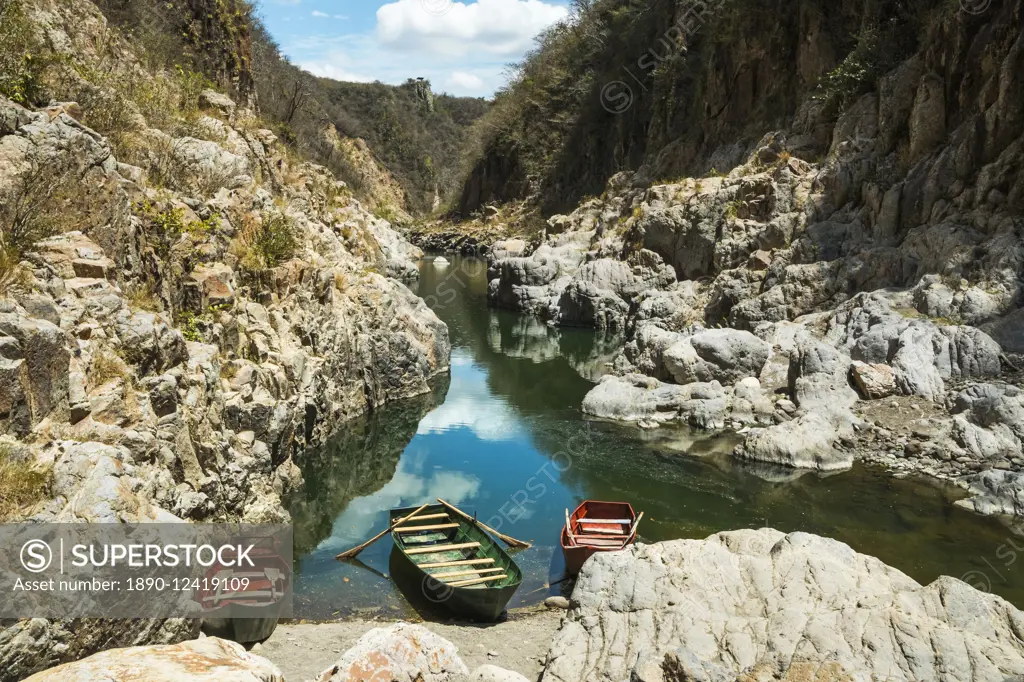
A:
176 311 203 342
0 0 45 105
135 200 219 257
230 211 299 271
813 22 918 113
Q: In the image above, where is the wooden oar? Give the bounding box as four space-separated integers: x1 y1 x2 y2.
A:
564 508 577 547
335 503 431 559
624 512 644 544
437 498 532 549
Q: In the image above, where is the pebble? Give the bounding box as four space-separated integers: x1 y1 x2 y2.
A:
544 596 570 610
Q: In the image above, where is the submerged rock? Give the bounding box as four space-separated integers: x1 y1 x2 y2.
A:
543 530 1024 682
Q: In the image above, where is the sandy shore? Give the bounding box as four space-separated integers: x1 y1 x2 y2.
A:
255 607 563 680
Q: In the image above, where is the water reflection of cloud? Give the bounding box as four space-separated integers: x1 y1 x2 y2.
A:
323 459 481 549
416 350 522 441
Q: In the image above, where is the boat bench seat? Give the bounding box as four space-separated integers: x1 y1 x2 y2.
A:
574 538 626 547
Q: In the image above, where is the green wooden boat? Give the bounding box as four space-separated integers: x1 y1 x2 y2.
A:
389 503 522 621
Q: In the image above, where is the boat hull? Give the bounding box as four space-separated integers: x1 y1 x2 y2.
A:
390 546 518 621
560 526 599 575
389 503 522 622
201 607 280 643
560 500 637 576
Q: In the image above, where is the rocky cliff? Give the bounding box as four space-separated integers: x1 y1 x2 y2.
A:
479 0 1024 512
0 0 448 675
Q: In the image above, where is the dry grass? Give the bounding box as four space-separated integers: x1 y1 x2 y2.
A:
123 281 161 312
0 147 90 256
89 349 130 390
0 444 50 521
0 247 32 299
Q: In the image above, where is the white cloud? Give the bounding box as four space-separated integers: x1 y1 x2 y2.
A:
414 349 523 440
446 70 484 91
321 459 482 548
298 45 376 82
311 9 329 16
278 0 564 95
376 0 567 58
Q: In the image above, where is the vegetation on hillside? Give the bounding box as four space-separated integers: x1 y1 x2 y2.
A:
458 0 951 216
316 79 488 213
0 0 487 217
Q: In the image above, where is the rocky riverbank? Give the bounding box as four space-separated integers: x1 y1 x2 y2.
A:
0 0 448 674
24 530 1024 681
473 0 1024 517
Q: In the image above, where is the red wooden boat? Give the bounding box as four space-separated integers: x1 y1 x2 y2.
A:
560 500 642 575
198 537 290 643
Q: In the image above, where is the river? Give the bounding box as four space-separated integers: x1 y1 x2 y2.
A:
289 255 1024 620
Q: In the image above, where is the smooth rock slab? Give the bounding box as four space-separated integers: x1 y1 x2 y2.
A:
543 530 1024 682
24 637 282 681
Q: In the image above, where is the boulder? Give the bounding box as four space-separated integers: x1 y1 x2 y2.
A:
51 442 178 523
542 530 1024 682
826 294 1002 401
489 238 528 260
581 374 772 430
114 311 188 375
850 360 898 399
170 135 250 187
313 622 468 682
662 328 770 386
369 220 423 280
199 89 237 118
184 263 235 312
636 203 717 280
788 340 858 411
0 619 199 682
31 232 111 280
737 340 858 470
737 410 854 470
23 636 282 681
583 374 728 428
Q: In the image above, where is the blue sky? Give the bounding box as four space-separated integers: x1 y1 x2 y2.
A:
256 0 569 97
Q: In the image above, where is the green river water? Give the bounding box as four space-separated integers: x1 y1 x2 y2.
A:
288 255 1024 620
